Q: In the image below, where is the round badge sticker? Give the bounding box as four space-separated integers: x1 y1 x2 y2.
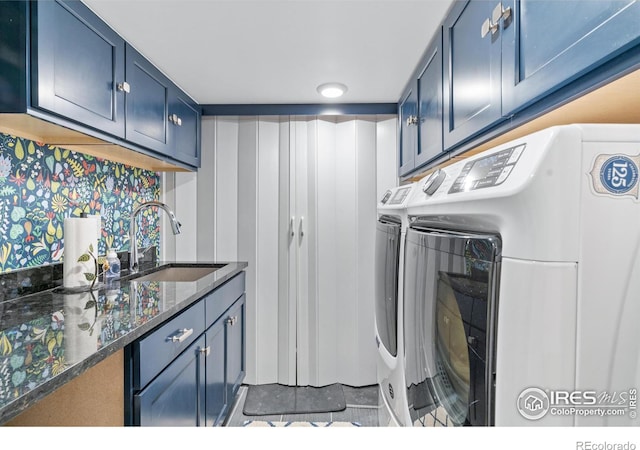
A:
600 156 639 195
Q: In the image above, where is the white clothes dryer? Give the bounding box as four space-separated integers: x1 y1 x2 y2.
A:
375 182 419 426
403 124 640 426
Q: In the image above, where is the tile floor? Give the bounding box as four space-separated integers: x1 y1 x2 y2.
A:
224 384 380 427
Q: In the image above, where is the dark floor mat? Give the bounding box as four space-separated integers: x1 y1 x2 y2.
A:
243 383 346 416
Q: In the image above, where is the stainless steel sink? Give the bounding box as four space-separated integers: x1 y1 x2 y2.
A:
133 264 225 283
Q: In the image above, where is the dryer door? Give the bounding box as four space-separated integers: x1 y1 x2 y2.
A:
374 217 401 356
404 226 501 426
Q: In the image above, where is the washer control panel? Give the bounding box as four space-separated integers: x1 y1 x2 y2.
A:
449 144 526 194
387 186 413 205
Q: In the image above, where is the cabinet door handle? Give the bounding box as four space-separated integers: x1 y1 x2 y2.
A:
481 18 498 37
168 328 193 342
226 316 238 326
117 82 131 93
492 2 512 25
199 346 211 356
482 3 512 37
169 113 183 126
290 216 295 237
299 216 304 238
405 115 418 127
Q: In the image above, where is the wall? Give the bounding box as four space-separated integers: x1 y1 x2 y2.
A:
197 115 398 386
0 133 160 273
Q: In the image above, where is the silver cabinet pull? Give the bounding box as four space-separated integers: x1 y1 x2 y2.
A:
492 2 512 24
199 346 211 356
481 17 498 37
299 216 304 238
482 3 512 38
405 115 418 127
290 216 295 237
168 328 193 342
169 114 183 126
117 82 131 93
226 316 238 326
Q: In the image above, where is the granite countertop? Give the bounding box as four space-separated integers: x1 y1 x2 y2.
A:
0 260 248 425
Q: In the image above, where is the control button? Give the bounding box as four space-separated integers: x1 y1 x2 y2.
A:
423 169 446 195
475 177 499 189
496 149 512 161
507 144 525 164
381 190 392 204
496 165 514 184
486 168 504 178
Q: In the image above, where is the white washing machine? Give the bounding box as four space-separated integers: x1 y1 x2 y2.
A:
402 124 640 426
375 182 419 426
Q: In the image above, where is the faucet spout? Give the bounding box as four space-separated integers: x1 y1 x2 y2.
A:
129 201 182 273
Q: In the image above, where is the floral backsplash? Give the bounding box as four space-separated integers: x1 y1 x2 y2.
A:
0 133 161 273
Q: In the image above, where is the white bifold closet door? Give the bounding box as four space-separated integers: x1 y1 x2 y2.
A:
203 115 397 387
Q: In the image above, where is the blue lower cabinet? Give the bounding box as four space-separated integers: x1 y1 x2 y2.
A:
225 295 246 403
204 318 226 427
135 336 205 427
127 272 247 426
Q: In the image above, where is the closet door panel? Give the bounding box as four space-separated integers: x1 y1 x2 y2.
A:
312 118 339 386
278 119 296 385
354 118 378 386
236 118 259 383
256 118 282 384
334 119 359 385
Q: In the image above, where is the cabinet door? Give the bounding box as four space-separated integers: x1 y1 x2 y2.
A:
125 44 172 156
31 0 125 137
169 87 201 168
502 0 640 114
204 318 226 427
398 83 418 176
416 28 444 170
443 0 503 150
135 336 205 426
225 295 246 404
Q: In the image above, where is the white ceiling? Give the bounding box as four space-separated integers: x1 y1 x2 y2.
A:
83 0 454 105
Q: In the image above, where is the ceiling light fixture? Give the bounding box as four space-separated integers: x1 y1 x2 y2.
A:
317 82 348 99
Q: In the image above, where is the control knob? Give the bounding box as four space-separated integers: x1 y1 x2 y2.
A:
422 169 446 195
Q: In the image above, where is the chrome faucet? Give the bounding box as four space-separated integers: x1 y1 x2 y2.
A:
129 201 182 273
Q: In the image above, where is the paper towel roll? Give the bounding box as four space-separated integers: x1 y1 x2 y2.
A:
63 216 101 288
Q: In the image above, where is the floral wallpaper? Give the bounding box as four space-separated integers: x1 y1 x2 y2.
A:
0 133 161 273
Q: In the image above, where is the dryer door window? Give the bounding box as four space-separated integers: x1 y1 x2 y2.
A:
375 219 401 356
404 227 500 426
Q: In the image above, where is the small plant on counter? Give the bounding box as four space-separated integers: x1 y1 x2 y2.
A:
77 243 106 291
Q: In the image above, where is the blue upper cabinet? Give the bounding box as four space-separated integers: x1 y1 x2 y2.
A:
416 28 444 170
398 83 418 176
6 1 202 170
31 0 126 137
399 28 444 177
443 0 504 150
125 44 172 157
169 87 202 168
502 0 640 114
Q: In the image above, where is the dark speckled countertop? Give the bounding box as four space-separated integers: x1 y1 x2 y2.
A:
0 260 248 425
